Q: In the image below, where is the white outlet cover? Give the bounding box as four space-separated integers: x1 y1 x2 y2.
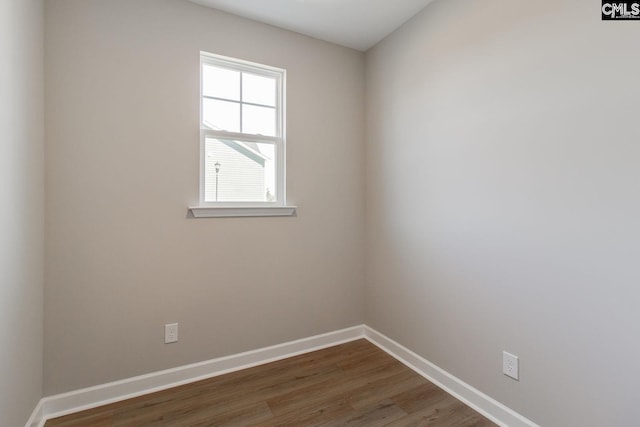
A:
165 323 178 344
503 351 519 380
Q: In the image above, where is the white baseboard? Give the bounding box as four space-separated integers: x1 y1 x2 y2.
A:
27 324 537 427
363 326 538 427
26 325 365 427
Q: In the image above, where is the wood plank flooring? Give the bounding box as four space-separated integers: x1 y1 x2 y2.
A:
46 339 497 426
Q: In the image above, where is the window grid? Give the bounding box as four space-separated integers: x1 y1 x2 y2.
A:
239 70 243 133
199 52 286 207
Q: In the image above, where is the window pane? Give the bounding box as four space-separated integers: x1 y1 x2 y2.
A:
204 138 276 202
242 104 276 136
202 98 240 132
202 65 240 101
242 73 276 106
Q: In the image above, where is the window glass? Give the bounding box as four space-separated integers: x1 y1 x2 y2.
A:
202 65 240 101
242 73 276 106
204 137 276 202
202 98 240 132
242 104 276 136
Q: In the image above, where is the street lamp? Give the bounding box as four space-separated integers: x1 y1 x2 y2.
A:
214 161 221 201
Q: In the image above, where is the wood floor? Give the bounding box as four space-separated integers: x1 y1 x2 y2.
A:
46 339 497 427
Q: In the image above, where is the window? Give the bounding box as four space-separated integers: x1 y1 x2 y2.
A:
193 52 294 217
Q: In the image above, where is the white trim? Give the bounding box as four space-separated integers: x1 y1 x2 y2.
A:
26 325 538 427
200 51 285 77
189 205 296 218
363 326 539 427
26 325 364 427
24 400 44 427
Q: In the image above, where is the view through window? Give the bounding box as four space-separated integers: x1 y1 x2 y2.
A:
200 52 285 205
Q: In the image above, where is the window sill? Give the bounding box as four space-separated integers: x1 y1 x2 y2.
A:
189 206 297 218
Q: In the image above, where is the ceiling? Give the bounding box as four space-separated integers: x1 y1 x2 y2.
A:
188 0 434 51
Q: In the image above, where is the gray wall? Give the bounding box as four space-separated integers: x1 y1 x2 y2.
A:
44 0 365 395
365 1 640 426
0 0 44 424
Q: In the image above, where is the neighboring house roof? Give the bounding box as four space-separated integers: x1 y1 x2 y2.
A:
219 139 269 166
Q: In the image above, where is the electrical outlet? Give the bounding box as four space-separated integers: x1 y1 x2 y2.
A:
165 323 178 344
503 351 519 380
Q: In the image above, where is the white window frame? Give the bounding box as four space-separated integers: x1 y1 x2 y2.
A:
191 52 295 218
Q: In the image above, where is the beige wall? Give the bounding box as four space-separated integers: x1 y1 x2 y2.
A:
0 0 44 424
365 1 640 426
44 0 365 395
